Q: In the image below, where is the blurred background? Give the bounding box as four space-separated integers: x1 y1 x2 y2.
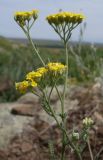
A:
0 0 103 102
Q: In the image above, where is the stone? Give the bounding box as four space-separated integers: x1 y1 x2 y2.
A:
97 126 103 136
94 112 103 125
0 150 7 160
11 104 38 116
21 142 33 153
0 103 33 149
11 147 21 156
17 93 39 104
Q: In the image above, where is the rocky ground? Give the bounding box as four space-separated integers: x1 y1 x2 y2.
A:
0 80 103 160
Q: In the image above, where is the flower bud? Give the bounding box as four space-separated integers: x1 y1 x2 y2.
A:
72 132 79 141
83 117 94 128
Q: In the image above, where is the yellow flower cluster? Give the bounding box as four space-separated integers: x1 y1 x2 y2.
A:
15 80 37 93
47 62 67 75
26 63 66 82
37 67 48 75
15 63 66 93
26 71 42 81
14 10 38 26
46 12 85 25
26 67 47 81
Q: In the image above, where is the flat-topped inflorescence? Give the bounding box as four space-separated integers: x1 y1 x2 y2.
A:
26 67 47 82
14 10 38 27
15 80 37 93
46 12 85 43
26 71 42 81
47 62 67 75
46 12 85 26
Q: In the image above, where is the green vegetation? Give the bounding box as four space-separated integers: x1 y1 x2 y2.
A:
0 36 103 102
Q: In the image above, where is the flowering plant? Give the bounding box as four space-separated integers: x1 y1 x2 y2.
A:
14 10 93 160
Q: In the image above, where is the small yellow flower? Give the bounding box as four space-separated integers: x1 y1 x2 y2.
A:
26 71 42 81
15 80 37 93
30 81 38 87
47 62 67 75
26 67 48 82
37 67 48 75
31 10 39 20
15 80 29 93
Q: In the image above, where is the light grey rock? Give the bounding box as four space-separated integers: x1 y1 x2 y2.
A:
0 103 33 149
17 92 39 104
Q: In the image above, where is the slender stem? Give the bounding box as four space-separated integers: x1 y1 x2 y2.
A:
62 42 68 114
60 41 68 160
29 20 35 30
75 150 83 160
22 23 45 66
55 85 63 109
39 87 60 126
48 78 58 100
27 32 45 66
95 146 103 160
60 40 83 160
32 90 41 97
42 87 82 160
87 138 94 160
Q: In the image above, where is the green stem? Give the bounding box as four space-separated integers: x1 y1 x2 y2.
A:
61 145 66 160
62 42 68 115
61 128 82 160
27 32 45 66
60 42 83 160
42 88 82 160
75 150 82 160
55 85 63 109
22 24 45 66
60 42 68 160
